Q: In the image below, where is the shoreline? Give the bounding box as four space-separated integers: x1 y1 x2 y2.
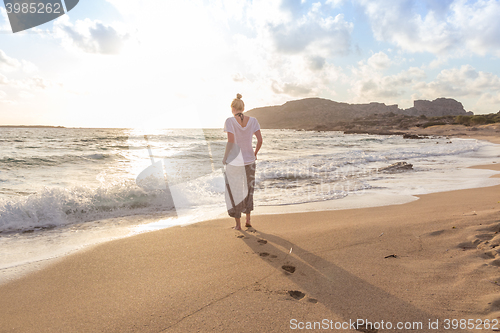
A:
401 124 500 144
1 165 500 331
2 166 498 287
1 129 499 286
305 123 500 144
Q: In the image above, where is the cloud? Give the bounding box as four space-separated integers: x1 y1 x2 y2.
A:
367 51 392 70
357 0 460 55
0 73 8 85
350 52 427 103
414 65 500 99
54 16 129 54
352 52 394 78
451 0 500 56
477 92 500 108
280 0 305 17
8 76 53 90
28 77 52 90
422 0 455 16
0 49 59 109
0 50 46 95
221 1 354 101
0 7 10 32
271 80 313 96
307 56 326 71
0 50 22 72
0 50 38 74
232 73 247 82
356 0 500 57
269 8 353 56
326 0 346 8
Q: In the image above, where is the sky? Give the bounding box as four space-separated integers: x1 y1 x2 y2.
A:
1 0 500 128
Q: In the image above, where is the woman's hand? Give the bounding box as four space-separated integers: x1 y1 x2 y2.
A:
254 130 262 161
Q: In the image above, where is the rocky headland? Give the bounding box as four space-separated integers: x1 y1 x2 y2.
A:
245 97 500 138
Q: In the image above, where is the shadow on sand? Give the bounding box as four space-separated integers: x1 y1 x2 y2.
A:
236 227 469 333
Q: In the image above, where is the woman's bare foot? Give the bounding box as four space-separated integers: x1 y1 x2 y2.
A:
234 218 242 230
245 213 251 228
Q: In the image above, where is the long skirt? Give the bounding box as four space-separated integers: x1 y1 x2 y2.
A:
224 162 256 218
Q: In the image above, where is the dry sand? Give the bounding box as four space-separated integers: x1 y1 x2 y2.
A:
403 123 500 144
1 128 500 333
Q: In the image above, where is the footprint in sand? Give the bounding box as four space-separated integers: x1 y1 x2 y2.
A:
457 239 481 250
481 250 497 259
257 239 267 245
457 223 500 255
257 252 278 259
478 222 500 233
428 230 445 236
282 265 296 274
475 233 495 241
288 290 305 300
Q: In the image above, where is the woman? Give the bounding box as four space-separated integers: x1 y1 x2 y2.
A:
223 94 263 230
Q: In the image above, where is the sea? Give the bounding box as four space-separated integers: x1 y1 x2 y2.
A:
1 127 500 283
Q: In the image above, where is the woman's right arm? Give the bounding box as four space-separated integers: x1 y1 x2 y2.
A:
222 132 235 165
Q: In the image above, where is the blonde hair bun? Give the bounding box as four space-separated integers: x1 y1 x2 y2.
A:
231 94 245 111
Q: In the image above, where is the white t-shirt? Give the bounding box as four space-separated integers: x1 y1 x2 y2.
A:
224 116 261 166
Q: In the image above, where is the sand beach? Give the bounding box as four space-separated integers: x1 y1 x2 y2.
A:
1 128 500 332
3 0 500 330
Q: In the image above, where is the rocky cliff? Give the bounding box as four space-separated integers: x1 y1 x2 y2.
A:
403 98 473 117
245 97 472 129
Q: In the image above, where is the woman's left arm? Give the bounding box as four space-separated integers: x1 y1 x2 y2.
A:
254 130 263 159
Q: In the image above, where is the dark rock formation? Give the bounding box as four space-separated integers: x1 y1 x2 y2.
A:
402 133 427 139
402 98 473 117
245 97 473 130
378 162 413 173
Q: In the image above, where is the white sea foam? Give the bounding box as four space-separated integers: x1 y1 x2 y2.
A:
0 181 175 232
1 131 499 232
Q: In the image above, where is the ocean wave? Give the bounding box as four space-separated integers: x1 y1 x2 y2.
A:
76 135 130 143
257 139 480 180
0 129 495 234
0 153 116 168
0 181 175 232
